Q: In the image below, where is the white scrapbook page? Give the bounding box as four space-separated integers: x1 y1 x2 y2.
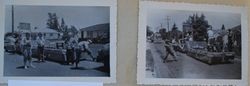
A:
8 80 103 86
137 1 248 85
0 0 117 83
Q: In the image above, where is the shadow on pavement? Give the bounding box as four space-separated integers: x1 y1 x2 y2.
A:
16 66 25 69
70 67 86 70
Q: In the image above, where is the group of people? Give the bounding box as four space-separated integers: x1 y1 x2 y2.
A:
6 32 95 69
162 28 237 63
20 33 45 69
207 28 235 52
64 35 95 68
6 32 45 69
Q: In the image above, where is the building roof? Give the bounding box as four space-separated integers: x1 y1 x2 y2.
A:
230 25 241 31
33 28 59 33
80 23 109 31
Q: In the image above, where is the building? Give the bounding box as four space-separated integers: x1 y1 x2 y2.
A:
33 28 61 40
15 22 61 40
79 23 109 43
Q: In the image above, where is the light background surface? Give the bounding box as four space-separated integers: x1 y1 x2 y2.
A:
0 0 249 86
138 1 248 85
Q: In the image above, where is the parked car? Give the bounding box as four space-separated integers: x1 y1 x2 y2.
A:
96 43 110 72
32 40 67 64
4 32 18 53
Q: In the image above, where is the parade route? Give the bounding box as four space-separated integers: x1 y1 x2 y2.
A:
146 41 241 79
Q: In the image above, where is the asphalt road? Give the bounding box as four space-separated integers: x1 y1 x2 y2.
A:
146 40 241 79
4 44 109 77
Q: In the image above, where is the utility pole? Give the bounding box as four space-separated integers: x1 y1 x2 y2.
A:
160 23 163 29
166 16 170 32
11 5 14 33
166 16 170 39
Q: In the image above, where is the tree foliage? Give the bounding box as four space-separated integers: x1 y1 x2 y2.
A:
147 26 153 36
170 23 182 40
47 13 79 40
47 13 60 32
189 13 210 41
159 28 167 40
221 24 225 30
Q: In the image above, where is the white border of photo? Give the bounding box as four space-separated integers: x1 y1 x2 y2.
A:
0 0 117 84
137 1 248 85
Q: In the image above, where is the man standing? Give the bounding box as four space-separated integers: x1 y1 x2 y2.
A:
207 28 215 51
74 42 85 69
36 33 45 62
65 37 75 65
227 29 233 52
21 33 35 69
66 35 79 65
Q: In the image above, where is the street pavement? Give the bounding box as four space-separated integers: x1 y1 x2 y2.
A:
146 40 241 79
4 44 109 77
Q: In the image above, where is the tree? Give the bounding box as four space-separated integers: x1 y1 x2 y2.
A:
172 23 178 31
170 23 182 40
61 25 78 41
146 26 153 36
221 24 225 30
69 25 78 35
189 13 210 41
46 13 60 32
159 28 167 40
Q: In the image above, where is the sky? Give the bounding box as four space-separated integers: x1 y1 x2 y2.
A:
147 8 241 32
5 5 110 33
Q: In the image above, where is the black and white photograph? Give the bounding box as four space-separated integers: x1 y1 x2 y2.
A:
4 5 111 76
146 9 242 79
0 0 116 83
137 1 248 85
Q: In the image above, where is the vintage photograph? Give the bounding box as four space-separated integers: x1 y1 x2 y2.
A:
4 5 111 77
145 9 242 79
137 1 248 85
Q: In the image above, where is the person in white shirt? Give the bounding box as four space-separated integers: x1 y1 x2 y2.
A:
207 28 215 51
207 29 214 39
21 33 35 69
79 39 94 59
74 39 95 68
36 33 45 62
65 37 76 65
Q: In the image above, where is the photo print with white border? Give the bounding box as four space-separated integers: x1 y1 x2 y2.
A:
0 0 117 83
137 1 248 85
